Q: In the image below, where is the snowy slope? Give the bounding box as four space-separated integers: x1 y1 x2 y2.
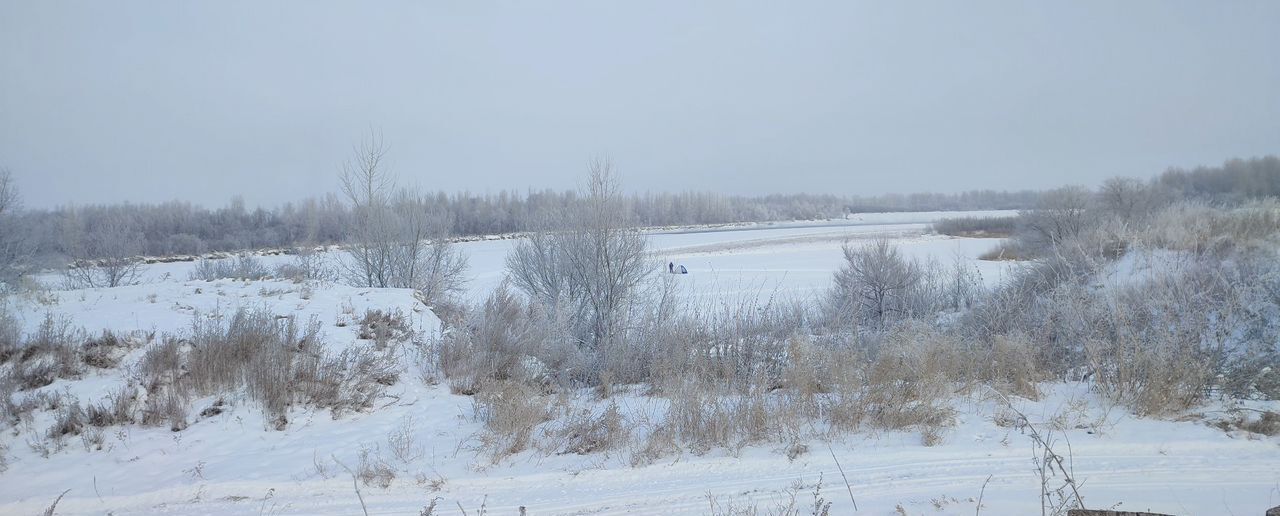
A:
4 212 1279 515
3 377 1277 515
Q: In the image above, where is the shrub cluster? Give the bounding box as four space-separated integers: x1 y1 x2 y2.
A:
136 309 400 430
441 194 1280 461
0 308 404 446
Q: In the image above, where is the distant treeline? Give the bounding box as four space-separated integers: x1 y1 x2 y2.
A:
9 155 1279 262
13 189 1040 261
1156 155 1280 203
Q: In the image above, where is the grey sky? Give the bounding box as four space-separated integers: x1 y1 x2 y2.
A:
2 1 1278 208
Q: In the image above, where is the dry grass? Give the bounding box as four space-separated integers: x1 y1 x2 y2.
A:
132 309 400 430
357 309 412 350
984 333 1045 400
546 403 627 456
45 401 86 441
858 328 957 443
356 446 396 488
86 385 137 427
1214 410 1280 436
141 389 188 431
440 285 581 395
189 254 270 281
978 241 1030 261
472 380 552 460
81 330 128 369
933 216 1017 237
4 313 83 390
1136 199 1280 255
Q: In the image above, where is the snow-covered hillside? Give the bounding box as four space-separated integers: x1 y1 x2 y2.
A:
3 212 1278 515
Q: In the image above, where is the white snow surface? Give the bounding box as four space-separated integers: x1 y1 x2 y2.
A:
4 211 1279 515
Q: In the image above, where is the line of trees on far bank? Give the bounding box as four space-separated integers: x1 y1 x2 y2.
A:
0 154 1276 289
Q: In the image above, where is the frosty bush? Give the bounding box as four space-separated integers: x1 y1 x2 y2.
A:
1134 199 1280 255
440 284 581 394
45 400 87 442
472 380 552 460
189 253 270 281
273 246 336 282
505 159 650 349
61 213 145 288
441 185 1280 460
356 309 412 350
547 403 627 456
824 239 947 329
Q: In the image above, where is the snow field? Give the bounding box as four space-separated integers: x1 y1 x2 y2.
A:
3 211 1278 515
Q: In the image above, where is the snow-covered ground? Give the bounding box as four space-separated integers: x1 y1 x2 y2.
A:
36 211 1020 300
463 214 1014 305
4 211 1279 515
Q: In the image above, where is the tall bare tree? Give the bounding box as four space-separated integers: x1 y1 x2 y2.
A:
0 168 33 287
567 158 650 346
340 131 396 288
0 168 18 216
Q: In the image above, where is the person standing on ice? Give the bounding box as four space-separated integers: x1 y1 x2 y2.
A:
668 261 674 274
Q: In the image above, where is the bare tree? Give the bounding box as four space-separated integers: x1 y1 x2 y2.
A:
339 131 467 304
506 211 575 306
64 214 144 288
0 168 34 287
564 158 650 346
341 131 397 288
1098 176 1166 223
0 168 18 216
388 191 468 303
829 239 922 328
1020 185 1094 251
506 158 650 348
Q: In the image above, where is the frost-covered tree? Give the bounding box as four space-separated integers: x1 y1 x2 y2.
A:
828 239 922 329
505 211 573 305
339 131 468 304
506 158 650 347
1019 185 1095 251
1098 176 1167 223
387 191 468 304
0 168 34 288
340 131 396 288
63 213 144 288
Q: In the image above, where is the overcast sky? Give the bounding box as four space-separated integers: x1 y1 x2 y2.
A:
2 1 1278 208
